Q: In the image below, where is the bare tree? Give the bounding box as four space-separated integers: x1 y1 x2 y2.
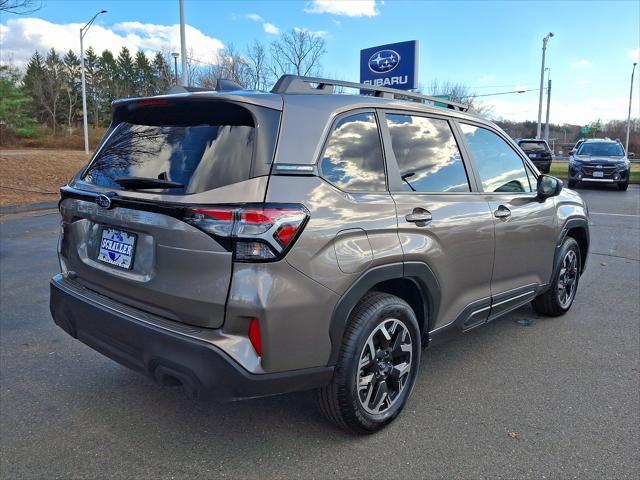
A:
0 0 41 14
193 44 252 89
426 79 491 116
269 28 326 78
246 40 270 91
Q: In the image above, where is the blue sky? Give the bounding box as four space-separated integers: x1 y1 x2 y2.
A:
1 0 639 124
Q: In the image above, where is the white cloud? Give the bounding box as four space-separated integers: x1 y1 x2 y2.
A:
294 26 329 37
0 18 224 67
630 48 640 61
578 80 589 86
263 22 280 35
246 13 279 36
304 0 379 17
570 59 590 68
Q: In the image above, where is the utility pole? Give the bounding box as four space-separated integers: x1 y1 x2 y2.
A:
625 62 637 156
172 52 180 85
536 32 554 139
79 9 107 154
179 0 188 86
544 74 552 142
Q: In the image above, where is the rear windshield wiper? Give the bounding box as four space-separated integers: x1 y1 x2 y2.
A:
114 177 184 190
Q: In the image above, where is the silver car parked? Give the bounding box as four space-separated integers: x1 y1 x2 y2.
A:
50 75 590 433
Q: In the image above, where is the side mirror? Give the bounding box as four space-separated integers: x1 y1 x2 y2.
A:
570 148 576 155
537 175 563 199
628 152 635 159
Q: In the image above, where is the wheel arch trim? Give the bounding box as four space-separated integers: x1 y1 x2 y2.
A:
327 262 440 366
555 217 589 276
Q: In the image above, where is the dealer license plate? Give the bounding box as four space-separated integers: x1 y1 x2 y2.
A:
98 228 137 270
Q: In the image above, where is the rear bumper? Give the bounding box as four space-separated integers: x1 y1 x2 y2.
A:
50 274 333 401
531 159 551 172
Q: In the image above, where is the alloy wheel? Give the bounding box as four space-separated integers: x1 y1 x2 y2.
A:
557 249 578 308
356 318 413 415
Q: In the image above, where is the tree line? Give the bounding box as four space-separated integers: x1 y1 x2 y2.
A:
0 28 327 139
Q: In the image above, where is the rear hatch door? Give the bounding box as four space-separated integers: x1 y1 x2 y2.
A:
59 96 281 328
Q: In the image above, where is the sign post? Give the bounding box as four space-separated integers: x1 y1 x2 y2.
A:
360 40 419 91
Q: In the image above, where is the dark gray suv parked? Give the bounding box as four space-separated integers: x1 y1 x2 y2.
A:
568 138 631 190
50 75 590 433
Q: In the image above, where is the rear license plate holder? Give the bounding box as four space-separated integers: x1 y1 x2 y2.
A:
97 227 137 270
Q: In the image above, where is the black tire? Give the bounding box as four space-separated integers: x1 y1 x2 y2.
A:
316 292 421 434
532 237 581 317
567 179 578 188
618 181 629 191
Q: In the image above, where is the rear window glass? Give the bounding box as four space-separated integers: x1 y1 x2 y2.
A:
519 141 548 151
84 122 255 194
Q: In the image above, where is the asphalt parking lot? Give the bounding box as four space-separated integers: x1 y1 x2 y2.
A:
1 185 638 479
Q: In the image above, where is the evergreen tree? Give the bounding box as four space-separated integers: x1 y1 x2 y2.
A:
116 46 135 98
134 50 153 97
0 64 38 138
62 50 81 130
23 51 46 124
152 52 172 94
98 49 118 122
84 46 101 127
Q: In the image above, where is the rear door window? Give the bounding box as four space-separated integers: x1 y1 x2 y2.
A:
460 123 532 193
385 114 470 193
319 112 386 192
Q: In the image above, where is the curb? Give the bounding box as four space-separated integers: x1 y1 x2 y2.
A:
0 201 59 215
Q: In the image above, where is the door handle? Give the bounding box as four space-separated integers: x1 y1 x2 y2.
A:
405 209 432 224
494 205 511 219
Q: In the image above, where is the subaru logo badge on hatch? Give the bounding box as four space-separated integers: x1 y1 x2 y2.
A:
368 49 401 74
96 194 112 209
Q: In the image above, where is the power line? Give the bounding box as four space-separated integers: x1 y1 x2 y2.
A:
462 88 540 99
469 83 533 89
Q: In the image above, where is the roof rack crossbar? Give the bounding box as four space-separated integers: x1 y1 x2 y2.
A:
271 75 469 112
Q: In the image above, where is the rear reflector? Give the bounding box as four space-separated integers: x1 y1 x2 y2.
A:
248 318 262 357
183 203 309 262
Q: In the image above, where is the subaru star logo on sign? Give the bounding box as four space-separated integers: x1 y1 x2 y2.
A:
360 40 419 90
368 50 400 73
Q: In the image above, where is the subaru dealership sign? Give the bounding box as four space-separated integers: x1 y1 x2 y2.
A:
360 40 419 90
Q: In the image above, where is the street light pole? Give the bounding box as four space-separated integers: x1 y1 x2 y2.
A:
179 0 188 86
544 71 552 142
536 32 554 139
172 52 180 85
80 9 106 155
625 62 637 156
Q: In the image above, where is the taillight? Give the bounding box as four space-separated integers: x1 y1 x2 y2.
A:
184 204 309 262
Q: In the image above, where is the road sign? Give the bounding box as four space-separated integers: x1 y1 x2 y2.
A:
360 40 419 91
432 94 451 108
580 126 589 134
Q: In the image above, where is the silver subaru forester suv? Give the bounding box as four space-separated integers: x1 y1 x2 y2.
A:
50 75 589 433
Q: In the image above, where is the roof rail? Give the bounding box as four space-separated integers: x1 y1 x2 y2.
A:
164 78 245 95
271 75 469 112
